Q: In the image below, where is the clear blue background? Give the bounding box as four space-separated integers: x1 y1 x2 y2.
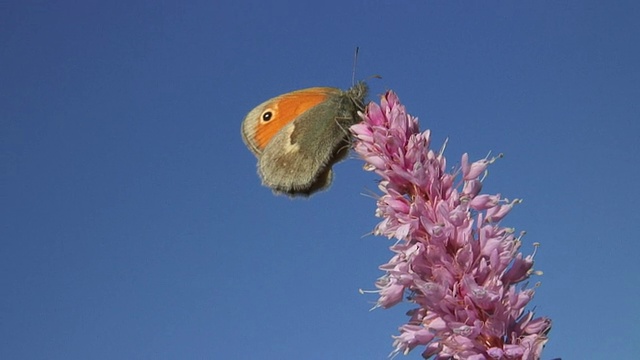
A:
2 1 638 359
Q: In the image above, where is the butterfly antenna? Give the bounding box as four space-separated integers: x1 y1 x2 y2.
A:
352 47 359 86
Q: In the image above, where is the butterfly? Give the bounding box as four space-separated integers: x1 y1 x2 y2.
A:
241 82 367 196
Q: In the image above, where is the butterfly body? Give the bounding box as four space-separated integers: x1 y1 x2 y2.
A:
241 82 367 196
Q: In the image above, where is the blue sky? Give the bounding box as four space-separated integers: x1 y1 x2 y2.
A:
2 1 639 359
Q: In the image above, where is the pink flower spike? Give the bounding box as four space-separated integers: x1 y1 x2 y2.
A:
351 90 554 359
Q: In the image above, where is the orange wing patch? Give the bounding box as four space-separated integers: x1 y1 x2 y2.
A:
252 88 335 150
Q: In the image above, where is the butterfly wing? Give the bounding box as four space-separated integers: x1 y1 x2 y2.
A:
242 83 367 196
241 88 334 156
259 86 365 196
